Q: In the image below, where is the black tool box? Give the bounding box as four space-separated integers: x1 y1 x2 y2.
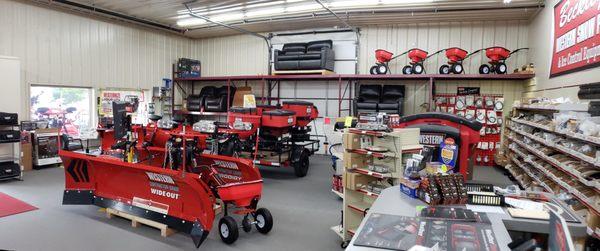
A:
0 112 18 126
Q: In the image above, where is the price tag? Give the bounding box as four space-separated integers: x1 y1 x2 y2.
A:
344 116 353 127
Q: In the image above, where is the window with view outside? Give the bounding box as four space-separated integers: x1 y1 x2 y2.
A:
30 86 93 136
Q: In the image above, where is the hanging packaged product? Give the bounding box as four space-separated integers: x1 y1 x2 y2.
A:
439 138 458 170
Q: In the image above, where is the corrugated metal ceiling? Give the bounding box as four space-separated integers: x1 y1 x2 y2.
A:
39 0 544 38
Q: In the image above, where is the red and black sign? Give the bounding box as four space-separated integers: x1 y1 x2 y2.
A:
551 0 600 77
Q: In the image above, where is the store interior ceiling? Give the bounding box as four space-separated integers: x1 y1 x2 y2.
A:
33 0 544 38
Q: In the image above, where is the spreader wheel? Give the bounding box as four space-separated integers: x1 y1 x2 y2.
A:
412 63 424 74
402 65 412 75
242 214 253 233
369 66 377 75
293 149 310 177
254 208 273 234
375 64 388 74
451 63 463 74
219 216 239 244
496 63 507 74
479 64 491 74
439 64 450 74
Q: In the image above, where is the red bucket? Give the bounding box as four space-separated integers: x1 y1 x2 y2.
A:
375 49 394 63
445 47 468 62
408 48 428 63
485 47 510 62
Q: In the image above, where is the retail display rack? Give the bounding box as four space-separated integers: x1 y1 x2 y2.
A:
331 128 421 245
503 104 600 236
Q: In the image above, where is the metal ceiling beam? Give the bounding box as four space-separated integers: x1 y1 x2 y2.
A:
314 0 353 29
182 1 269 43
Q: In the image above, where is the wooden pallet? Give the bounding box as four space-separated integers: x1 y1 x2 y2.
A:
104 208 176 237
272 69 334 75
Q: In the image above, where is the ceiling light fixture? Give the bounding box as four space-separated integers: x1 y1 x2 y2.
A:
503 0 512 3
176 18 207 27
246 7 285 17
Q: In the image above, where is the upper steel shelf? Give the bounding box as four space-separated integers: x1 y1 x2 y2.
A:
173 74 535 82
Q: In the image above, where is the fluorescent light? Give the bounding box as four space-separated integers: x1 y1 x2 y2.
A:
381 0 434 3
176 18 207 27
329 0 380 7
286 3 321 12
212 13 245 22
246 7 285 17
503 0 511 3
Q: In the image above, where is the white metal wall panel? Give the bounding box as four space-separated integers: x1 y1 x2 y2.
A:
190 34 269 77
0 0 191 92
359 21 530 75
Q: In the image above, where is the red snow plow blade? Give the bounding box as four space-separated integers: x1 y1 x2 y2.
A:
60 130 266 248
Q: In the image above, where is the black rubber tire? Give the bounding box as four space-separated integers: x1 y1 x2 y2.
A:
479 64 491 74
254 208 273 234
293 149 310 177
218 216 239 244
369 65 377 75
402 65 412 75
439 64 450 74
375 64 388 74
242 215 252 233
412 63 424 74
496 62 507 74
451 63 463 74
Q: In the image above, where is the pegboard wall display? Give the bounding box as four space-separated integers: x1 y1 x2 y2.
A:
433 93 505 166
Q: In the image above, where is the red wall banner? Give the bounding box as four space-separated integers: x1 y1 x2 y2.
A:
551 0 600 77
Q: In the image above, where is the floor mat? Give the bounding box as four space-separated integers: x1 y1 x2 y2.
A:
0 192 37 218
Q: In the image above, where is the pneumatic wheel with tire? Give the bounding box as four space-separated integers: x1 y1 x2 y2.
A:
369 65 377 75
402 65 412 75
254 208 273 234
375 64 388 74
451 63 463 74
439 64 450 74
479 64 491 74
293 149 310 177
412 63 424 74
495 62 507 74
219 216 239 244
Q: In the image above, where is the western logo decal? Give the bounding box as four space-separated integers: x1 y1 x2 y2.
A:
67 159 90 182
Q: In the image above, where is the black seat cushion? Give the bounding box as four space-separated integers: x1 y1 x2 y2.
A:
307 40 333 52
356 103 378 110
357 85 382 103
282 43 307 53
381 85 405 104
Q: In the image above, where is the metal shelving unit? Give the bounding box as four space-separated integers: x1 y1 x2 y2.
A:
172 72 535 117
503 105 600 229
0 121 22 181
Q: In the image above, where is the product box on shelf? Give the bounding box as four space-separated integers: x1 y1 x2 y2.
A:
343 132 362 150
344 152 366 170
400 178 420 198
344 172 375 191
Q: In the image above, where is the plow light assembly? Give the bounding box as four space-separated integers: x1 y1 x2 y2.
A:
232 121 253 131
193 120 217 133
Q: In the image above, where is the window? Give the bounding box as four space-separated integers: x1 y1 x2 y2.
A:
30 86 94 136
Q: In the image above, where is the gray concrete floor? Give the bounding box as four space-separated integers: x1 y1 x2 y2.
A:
0 155 513 251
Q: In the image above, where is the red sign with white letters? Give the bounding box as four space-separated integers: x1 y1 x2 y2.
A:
551 0 600 77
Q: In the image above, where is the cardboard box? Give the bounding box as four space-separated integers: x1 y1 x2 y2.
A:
21 142 32 171
344 172 374 190
343 132 362 150
233 86 252 107
343 152 366 170
425 162 449 174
